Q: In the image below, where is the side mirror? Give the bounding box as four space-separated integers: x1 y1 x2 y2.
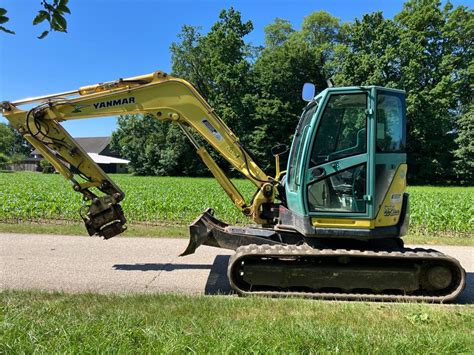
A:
271 144 289 157
302 83 315 102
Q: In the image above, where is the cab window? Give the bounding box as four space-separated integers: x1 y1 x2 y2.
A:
376 91 406 152
310 93 367 167
288 102 318 191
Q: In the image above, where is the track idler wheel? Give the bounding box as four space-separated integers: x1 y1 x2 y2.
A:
420 264 453 291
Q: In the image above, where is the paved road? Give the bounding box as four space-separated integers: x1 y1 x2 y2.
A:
1 233 473 303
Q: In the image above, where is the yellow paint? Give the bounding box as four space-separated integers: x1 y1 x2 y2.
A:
196 147 247 212
374 164 407 227
312 218 375 229
1 70 275 224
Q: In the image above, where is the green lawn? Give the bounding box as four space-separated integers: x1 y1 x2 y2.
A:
2 291 473 353
0 221 472 246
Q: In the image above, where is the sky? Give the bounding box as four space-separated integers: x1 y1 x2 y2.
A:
0 0 467 137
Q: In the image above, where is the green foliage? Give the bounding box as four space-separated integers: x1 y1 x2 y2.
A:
454 105 474 184
0 0 71 38
171 8 254 135
247 12 342 170
114 8 258 175
0 152 9 164
40 159 53 173
0 123 32 160
408 186 473 235
113 3 473 184
0 123 15 155
264 18 294 48
0 8 15 34
0 173 472 236
111 114 207 176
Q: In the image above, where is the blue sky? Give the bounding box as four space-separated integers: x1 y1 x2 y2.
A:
0 0 466 137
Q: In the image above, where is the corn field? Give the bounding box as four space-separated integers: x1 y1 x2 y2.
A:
0 172 472 236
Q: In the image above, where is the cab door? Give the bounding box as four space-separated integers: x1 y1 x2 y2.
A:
304 90 375 220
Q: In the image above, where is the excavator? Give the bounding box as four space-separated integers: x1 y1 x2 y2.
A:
1 70 465 302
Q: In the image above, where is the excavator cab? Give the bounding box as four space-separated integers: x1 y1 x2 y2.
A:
280 86 409 241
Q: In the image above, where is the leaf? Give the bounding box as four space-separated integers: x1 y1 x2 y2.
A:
33 10 50 25
0 15 9 24
406 313 429 323
0 25 15 34
0 8 7 16
52 13 67 32
43 2 55 12
58 5 71 15
37 30 49 39
59 0 69 7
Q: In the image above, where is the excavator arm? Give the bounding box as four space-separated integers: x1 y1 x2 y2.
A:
1 71 277 238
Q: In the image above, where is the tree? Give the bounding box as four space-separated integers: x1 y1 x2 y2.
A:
0 123 15 156
110 3 472 184
171 8 255 136
395 0 472 183
333 1 473 184
264 18 294 48
0 0 71 39
110 9 257 176
331 12 401 86
110 115 207 176
247 12 343 171
453 105 474 184
171 8 256 173
0 123 32 161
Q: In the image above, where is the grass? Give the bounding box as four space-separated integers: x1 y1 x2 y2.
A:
0 221 472 246
1 290 473 353
0 221 188 238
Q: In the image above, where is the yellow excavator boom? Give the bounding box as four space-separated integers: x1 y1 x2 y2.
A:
1 70 277 237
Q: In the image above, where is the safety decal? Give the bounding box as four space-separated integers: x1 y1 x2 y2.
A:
202 119 223 141
391 193 402 203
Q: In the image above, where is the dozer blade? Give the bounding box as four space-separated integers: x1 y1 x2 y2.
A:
180 208 285 256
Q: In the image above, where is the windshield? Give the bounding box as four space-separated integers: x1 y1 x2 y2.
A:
287 99 319 191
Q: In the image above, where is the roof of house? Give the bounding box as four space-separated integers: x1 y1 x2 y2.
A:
88 153 129 165
32 137 112 155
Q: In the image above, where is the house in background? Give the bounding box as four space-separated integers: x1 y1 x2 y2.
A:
29 136 129 173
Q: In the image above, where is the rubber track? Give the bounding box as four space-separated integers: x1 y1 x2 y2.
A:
228 244 466 302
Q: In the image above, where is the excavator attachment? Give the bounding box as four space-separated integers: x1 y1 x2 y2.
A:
81 195 127 239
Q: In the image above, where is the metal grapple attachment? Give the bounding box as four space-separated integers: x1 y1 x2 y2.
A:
81 195 127 239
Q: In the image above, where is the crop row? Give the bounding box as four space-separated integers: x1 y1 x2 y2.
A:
0 172 472 235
